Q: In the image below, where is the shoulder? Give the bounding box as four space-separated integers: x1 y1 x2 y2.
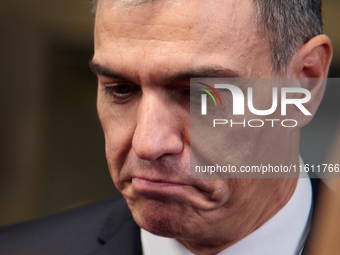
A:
0 196 130 255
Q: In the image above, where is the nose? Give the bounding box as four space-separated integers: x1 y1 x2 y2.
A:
132 91 184 161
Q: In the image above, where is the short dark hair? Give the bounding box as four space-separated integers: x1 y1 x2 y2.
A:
255 0 323 73
92 0 323 74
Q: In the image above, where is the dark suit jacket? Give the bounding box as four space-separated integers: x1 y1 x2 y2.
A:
0 179 320 255
0 197 142 255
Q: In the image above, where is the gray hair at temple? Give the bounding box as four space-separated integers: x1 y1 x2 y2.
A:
91 0 323 74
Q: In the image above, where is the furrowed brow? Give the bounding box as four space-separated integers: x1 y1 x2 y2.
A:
89 60 129 80
89 60 242 84
165 67 242 83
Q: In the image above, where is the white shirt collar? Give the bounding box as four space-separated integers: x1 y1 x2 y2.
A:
141 158 312 255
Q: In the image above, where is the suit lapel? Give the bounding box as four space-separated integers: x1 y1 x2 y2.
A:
86 197 142 255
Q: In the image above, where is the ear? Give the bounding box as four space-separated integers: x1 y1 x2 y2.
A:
285 35 333 127
287 35 333 79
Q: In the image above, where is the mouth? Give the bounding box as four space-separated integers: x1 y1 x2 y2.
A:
126 176 225 211
131 177 195 195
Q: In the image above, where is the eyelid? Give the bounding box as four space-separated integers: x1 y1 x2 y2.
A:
102 80 140 91
103 82 141 104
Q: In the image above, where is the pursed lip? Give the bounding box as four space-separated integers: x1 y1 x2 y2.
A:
129 176 212 196
132 177 192 189
123 174 225 211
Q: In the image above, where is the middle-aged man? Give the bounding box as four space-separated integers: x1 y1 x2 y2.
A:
0 0 333 255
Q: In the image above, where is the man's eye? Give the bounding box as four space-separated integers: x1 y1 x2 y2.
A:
105 84 131 95
104 83 139 102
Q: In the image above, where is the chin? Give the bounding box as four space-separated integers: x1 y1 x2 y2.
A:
128 197 192 238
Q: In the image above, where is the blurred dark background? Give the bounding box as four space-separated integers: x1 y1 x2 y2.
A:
0 0 339 226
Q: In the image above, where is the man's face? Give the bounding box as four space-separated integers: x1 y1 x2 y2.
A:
93 0 297 250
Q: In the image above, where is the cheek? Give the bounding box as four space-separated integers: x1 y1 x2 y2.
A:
103 120 136 191
219 178 255 214
97 95 137 182
191 122 263 172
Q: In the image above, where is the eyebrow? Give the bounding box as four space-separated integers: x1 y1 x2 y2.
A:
89 60 130 80
89 60 242 83
165 67 242 82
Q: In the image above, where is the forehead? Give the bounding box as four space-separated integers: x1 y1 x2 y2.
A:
94 0 271 79
96 0 255 38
